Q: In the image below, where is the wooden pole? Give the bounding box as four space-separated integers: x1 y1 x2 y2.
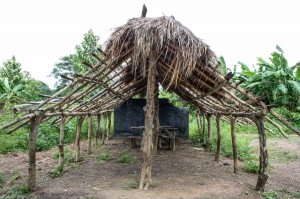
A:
230 116 238 173
87 114 93 154
252 115 269 191
153 78 160 154
196 111 201 142
58 116 65 170
75 116 84 163
102 113 107 144
215 114 222 162
95 114 101 146
206 113 212 151
28 113 44 191
202 113 206 144
106 112 111 141
140 55 157 190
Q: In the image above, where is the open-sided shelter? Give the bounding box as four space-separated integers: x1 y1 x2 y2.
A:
1 6 300 192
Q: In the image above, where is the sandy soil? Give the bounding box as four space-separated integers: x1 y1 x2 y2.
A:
0 136 299 199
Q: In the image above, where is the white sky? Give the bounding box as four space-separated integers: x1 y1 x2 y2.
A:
0 0 299 88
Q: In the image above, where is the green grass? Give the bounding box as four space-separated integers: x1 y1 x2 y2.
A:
47 165 64 179
117 150 136 163
0 184 30 198
122 179 139 190
263 190 279 199
53 148 75 164
98 147 112 165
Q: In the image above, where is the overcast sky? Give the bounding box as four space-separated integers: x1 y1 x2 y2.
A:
0 0 299 88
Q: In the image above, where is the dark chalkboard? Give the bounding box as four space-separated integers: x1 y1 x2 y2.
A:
114 98 189 138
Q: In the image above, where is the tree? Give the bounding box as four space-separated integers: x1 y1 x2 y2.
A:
0 56 25 87
0 77 24 106
234 45 300 110
24 79 53 101
50 29 101 90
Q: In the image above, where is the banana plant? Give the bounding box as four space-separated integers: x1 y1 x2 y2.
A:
0 77 24 106
236 45 300 110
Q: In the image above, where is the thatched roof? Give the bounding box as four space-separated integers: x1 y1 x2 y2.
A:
105 16 218 82
1 15 299 137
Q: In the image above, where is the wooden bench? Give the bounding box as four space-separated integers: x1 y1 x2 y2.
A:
159 127 177 151
128 135 143 148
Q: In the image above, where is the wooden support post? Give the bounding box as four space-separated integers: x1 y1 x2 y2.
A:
230 116 238 173
75 116 84 163
215 114 222 162
58 116 65 170
102 113 107 144
106 112 111 141
95 114 101 146
196 111 201 142
206 113 212 151
28 113 44 191
202 113 206 144
252 115 269 191
87 114 93 154
153 79 160 154
140 55 157 190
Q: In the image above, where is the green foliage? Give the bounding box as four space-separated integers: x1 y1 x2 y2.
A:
24 79 52 101
189 114 259 173
50 29 101 90
117 150 136 163
54 148 75 163
47 165 64 179
233 45 300 111
244 158 259 173
263 190 279 199
98 147 112 164
0 77 24 106
122 180 139 190
1 184 30 198
0 56 24 87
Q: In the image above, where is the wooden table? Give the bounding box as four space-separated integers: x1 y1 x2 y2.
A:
159 126 177 151
128 126 177 150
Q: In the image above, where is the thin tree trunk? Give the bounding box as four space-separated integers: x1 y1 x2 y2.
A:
202 113 206 144
252 115 269 191
102 113 107 144
87 115 93 154
75 116 84 163
230 116 238 173
215 114 222 162
140 55 157 190
196 111 201 142
95 114 101 146
106 112 111 141
206 113 212 151
28 113 44 191
58 116 65 170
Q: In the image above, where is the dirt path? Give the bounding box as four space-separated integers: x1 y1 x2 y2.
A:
0 137 299 199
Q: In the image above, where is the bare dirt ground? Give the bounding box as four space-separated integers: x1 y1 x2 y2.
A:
0 136 299 199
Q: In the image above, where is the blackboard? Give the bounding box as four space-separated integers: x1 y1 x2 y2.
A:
114 98 189 138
